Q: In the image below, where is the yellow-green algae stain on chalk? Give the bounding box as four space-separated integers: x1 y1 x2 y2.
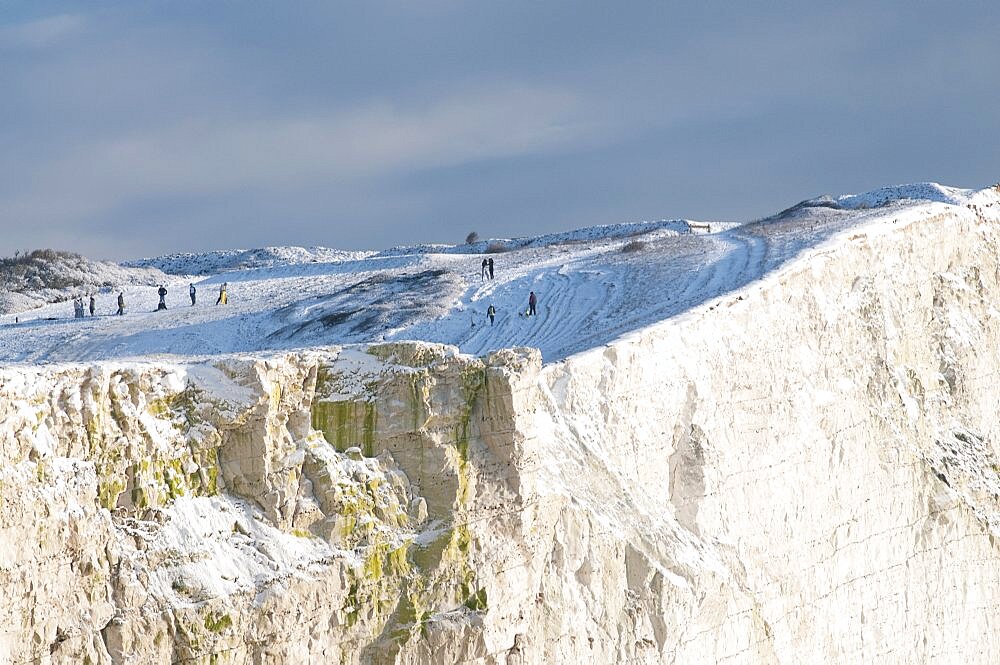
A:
312 399 378 456
203 612 233 633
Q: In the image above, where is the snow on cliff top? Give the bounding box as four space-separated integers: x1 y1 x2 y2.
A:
0 182 994 364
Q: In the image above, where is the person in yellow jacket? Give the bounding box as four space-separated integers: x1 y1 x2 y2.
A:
216 282 228 305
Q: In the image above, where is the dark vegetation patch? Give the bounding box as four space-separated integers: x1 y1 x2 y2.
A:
772 197 842 220
268 269 457 342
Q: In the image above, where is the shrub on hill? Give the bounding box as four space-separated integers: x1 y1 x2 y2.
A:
0 250 90 290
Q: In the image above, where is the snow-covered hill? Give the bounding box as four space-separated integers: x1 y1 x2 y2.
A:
0 183 994 364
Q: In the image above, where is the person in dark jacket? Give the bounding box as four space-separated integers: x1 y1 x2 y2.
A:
528 291 537 316
481 258 488 281
116 292 125 315
189 283 196 306
157 285 168 311
487 304 496 326
89 295 96 316
488 257 494 280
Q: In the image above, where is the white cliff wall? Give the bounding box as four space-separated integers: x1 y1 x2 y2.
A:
0 344 554 665
524 192 1000 662
2 190 1000 664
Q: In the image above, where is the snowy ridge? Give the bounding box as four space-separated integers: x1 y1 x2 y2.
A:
373 219 692 257
0 182 994 364
124 245 372 276
127 219 696 275
834 182 973 209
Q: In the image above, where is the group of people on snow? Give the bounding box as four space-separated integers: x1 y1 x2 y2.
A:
153 282 227 311
72 295 96 318
67 254 536 329
475 255 539 327
480 291 537 327
74 282 228 318
480 257 495 281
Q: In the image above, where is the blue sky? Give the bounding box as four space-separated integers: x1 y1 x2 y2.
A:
0 1 997 259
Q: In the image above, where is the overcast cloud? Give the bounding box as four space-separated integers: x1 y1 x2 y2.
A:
0 1 997 259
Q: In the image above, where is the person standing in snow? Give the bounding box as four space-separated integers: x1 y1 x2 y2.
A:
216 282 228 305
116 291 125 315
528 291 537 316
89 295 95 317
487 304 496 326
157 285 168 311
488 257 494 280
73 297 83 319
481 259 488 282
189 283 196 306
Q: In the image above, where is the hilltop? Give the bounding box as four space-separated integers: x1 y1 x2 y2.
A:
0 182 994 364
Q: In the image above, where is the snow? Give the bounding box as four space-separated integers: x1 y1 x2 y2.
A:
0 183 991 364
136 494 335 606
184 363 259 407
124 245 372 276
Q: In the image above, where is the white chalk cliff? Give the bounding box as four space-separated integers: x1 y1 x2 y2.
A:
3 188 1000 663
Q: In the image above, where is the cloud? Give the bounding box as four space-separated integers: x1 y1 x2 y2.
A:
1 1 998 260
0 84 603 229
0 14 85 49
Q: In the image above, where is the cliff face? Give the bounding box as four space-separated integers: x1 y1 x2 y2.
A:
530 197 1000 663
2 191 1000 664
0 343 551 665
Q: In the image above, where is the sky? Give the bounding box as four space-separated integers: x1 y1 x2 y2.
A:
0 1 997 260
